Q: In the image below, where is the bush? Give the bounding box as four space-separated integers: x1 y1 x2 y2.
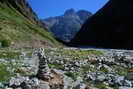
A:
0 39 11 47
95 82 107 89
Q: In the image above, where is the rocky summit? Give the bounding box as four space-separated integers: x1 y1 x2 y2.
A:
42 9 92 42
71 0 133 49
0 48 133 89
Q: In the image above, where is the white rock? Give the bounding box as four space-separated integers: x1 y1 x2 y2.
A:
5 87 13 89
124 80 132 87
37 83 50 89
75 83 86 89
30 78 40 86
97 74 106 81
115 76 125 86
0 82 4 88
119 86 133 89
63 75 74 89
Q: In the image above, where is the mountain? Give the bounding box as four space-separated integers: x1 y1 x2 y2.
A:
0 0 59 48
71 0 133 49
42 9 92 42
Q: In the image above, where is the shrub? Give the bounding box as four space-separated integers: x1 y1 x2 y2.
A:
0 39 11 47
95 82 107 89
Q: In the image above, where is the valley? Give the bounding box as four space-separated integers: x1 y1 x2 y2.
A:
0 0 133 89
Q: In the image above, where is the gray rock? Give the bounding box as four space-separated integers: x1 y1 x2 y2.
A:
126 72 133 80
37 83 50 89
115 76 125 86
0 82 4 88
119 86 133 89
15 88 22 89
75 83 86 89
124 80 132 87
5 87 13 89
63 75 74 89
9 76 27 86
29 78 40 86
0 42 2 48
96 74 106 82
103 64 112 72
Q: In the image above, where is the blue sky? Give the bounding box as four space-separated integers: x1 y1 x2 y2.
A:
28 0 109 19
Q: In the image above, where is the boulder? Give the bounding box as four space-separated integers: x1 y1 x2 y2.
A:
126 72 133 80
119 87 133 89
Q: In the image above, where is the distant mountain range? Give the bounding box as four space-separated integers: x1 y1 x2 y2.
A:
42 9 92 42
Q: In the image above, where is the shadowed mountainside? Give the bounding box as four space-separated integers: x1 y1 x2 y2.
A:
71 0 133 49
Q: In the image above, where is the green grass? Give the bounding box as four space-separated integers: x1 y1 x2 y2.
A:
64 72 80 81
48 63 64 70
110 84 119 89
94 82 108 89
112 65 128 76
0 39 11 47
100 66 109 73
81 65 96 72
0 60 29 82
0 2 60 48
0 63 14 82
0 50 21 59
45 48 103 59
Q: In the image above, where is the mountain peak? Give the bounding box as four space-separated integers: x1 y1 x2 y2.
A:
64 8 76 16
42 9 92 42
77 10 92 15
76 10 92 22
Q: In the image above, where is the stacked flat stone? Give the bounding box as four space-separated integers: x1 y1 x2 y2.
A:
36 48 50 80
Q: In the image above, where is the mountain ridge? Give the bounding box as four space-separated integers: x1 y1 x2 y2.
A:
42 9 92 42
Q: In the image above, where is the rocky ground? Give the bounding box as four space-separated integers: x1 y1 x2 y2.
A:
0 48 133 89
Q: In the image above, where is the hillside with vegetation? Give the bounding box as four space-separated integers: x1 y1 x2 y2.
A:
0 0 60 48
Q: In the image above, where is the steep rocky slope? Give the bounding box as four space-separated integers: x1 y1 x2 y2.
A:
1 0 41 25
42 9 92 42
0 0 59 48
71 0 133 49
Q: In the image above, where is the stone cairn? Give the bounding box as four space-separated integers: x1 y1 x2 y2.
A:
36 48 51 81
36 48 64 89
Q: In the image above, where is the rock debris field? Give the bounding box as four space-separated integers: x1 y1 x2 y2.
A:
0 48 133 89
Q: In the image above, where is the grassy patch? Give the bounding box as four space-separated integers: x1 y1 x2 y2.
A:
0 64 14 82
45 48 103 59
48 63 64 70
64 72 80 81
0 39 11 47
81 65 96 72
100 66 109 73
112 65 128 76
0 50 21 59
94 82 108 89
110 84 119 89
